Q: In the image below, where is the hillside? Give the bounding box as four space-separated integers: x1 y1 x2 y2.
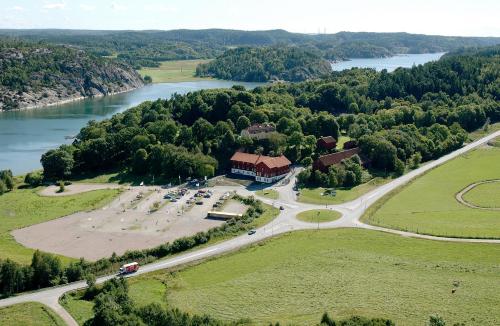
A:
0 39 144 111
195 47 332 82
0 29 498 68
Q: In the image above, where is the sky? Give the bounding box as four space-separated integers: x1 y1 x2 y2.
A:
1 0 499 37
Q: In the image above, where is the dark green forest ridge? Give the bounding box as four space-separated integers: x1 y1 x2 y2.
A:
0 39 144 111
38 46 499 187
1 29 499 68
196 47 332 82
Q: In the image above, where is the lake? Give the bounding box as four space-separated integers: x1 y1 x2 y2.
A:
0 81 262 175
331 52 445 72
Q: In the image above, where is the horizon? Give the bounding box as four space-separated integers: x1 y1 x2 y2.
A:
2 0 499 37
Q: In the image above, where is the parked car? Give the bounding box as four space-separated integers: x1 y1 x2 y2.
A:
196 201 203 205
280 206 285 210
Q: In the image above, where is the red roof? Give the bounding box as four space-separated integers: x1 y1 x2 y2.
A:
230 152 291 169
313 148 360 171
317 136 337 144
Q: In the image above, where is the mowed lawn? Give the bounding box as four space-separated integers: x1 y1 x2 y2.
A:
0 187 120 264
296 209 341 223
157 229 497 325
255 189 279 200
0 302 65 326
462 181 500 208
298 177 389 205
138 60 211 83
364 147 500 238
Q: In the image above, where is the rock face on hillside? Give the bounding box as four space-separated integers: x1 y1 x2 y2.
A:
0 40 144 110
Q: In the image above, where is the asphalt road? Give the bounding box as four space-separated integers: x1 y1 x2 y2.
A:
1 130 499 326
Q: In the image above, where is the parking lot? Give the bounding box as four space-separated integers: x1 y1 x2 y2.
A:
13 185 248 260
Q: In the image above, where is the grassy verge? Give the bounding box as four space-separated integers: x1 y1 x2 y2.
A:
363 147 500 238
468 122 500 141
0 302 66 326
0 187 121 264
296 209 341 223
138 60 211 83
64 229 500 325
255 189 279 200
298 177 389 205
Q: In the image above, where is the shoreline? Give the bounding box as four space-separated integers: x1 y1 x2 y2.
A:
0 85 144 113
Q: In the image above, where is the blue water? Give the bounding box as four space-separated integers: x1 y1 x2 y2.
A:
331 52 445 72
0 81 262 174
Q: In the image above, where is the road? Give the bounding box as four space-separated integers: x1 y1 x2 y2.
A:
1 130 499 326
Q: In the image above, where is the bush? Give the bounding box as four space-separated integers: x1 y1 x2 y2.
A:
24 172 43 187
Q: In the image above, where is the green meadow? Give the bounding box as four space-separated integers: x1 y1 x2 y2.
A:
138 60 211 83
64 229 500 325
364 147 500 238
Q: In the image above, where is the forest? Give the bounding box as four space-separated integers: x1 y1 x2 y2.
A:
1 29 499 68
195 47 332 82
37 46 499 186
0 38 144 111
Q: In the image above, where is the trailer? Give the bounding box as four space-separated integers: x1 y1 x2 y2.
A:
119 262 139 274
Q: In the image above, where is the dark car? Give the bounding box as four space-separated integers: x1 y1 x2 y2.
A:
280 206 285 210
248 229 257 235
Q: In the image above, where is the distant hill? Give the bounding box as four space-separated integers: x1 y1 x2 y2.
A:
196 47 332 82
0 39 144 111
0 29 498 68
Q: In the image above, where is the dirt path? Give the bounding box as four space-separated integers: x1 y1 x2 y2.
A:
39 183 122 197
455 179 500 210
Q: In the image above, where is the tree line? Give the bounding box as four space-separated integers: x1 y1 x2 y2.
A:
195 46 332 82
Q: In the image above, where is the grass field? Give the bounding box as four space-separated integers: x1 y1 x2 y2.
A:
255 189 279 200
462 181 500 208
298 177 388 205
336 135 351 149
296 209 341 223
364 147 500 238
0 187 121 264
65 229 500 325
138 60 211 83
0 302 65 326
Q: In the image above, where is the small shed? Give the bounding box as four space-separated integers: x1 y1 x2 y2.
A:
317 136 337 150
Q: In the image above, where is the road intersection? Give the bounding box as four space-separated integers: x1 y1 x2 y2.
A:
1 130 499 326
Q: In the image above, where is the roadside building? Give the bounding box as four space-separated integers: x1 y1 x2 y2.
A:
316 136 337 150
240 123 276 140
230 152 291 183
313 148 361 173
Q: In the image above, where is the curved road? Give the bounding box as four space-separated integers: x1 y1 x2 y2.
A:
1 130 499 325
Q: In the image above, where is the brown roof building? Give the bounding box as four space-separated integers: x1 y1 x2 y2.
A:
317 136 337 150
313 148 361 173
230 152 291 183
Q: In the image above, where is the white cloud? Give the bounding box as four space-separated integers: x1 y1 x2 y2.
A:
111 2 127 11
12 6 24 11
79 4 96 11
43 2 66 10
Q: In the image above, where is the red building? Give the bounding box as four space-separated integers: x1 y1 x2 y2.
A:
316 136 337 150
313 148 361 173
230 152 291 183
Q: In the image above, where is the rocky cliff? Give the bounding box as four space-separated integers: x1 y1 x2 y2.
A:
0 40 144 110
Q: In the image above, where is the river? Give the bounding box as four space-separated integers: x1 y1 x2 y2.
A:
331 52 445 72
1 53 445 175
